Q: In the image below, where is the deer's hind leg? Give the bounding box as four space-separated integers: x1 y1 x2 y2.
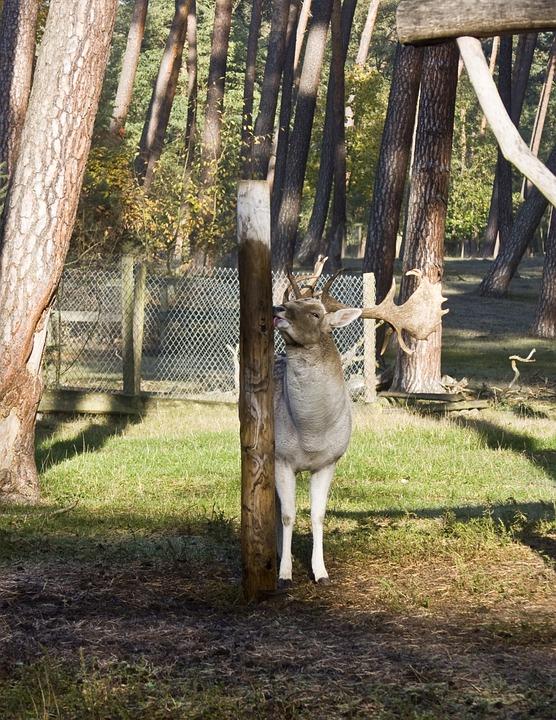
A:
275 460 296 587
310 463 335 584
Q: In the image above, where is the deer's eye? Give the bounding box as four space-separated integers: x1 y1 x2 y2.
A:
311 312 320 319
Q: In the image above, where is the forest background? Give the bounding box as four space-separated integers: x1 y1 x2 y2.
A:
67 0 556 271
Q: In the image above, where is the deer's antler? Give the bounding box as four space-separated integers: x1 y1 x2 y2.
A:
321 269 448 355
283 255 328 303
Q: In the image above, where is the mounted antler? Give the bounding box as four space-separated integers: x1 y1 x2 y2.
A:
321 269 448 355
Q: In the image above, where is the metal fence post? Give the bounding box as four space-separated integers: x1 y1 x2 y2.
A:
363 272 377 403
133 263 147 395
122 253 135 395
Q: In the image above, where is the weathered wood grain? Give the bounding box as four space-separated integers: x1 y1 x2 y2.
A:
397 0 556 45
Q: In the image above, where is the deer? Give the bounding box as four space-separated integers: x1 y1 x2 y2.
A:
272 259 447 587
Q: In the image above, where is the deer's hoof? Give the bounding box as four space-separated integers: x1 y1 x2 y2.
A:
278 578 293 590
316 576 331 586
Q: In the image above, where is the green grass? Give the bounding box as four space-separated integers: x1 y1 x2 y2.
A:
1 403 555 719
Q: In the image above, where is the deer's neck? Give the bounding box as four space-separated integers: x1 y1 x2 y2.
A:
283 335 350 447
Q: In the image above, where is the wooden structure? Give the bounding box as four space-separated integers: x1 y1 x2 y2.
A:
237 180 277 601
396 0 556 208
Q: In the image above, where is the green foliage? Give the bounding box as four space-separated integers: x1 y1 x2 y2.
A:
345 66 388 225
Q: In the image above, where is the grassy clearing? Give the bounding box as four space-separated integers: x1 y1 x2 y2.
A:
1 399 555 719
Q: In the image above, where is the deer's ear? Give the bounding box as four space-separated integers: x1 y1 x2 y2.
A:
325 308 362 329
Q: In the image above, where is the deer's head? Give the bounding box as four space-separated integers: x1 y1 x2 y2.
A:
275 256 448 354
273 299 361 347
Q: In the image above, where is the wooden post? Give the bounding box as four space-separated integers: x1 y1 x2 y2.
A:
237 180 277 602
121 252 135 395
363 272 376 403
133 262 147 395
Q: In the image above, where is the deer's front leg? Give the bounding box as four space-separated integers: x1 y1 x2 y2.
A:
310 464 335 584
275 460 296 587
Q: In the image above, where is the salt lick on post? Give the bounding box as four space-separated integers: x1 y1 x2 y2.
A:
237 181 447 601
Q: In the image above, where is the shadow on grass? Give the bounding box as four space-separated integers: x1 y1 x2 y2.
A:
35 414 139 473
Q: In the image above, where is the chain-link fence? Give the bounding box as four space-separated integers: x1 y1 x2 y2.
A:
44 263 375 402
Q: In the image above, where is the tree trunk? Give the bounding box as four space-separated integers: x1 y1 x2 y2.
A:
0 0 40 179
531 207 556 338
479 36 500 135
273 0 334 270
365 41 423 355
390 41 459 393
326 0 348 272
355 0 380 66
199 0 232 187
482 37 512 257
251 0 291 180
497 36 513 250
525 34 555 195
297 0 357 264
0 0 118 502
184 0 197 165
511 32 537 125
240 0 263 178
270 0 301 223
109 0 149 139
362 44 423 302
479 145 556 297
134 0 188 190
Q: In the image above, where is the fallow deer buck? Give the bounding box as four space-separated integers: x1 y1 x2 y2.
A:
273 259 447 586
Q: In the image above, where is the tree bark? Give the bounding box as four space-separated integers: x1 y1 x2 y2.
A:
297 0 358 265
479 146 556 297
531 207 556 338
199 0 232 187
525 34 556 195
497 36 513 251
390 42 459 393
479 36 500 135
363 44 423 303
273 0 334 270
0 0 40 179
326 0 348 272
109 0 149 139
0 0 118 502
134 0 189 190
251 0 291 180
184 0 197 165
482 36 512 257
240 0 263 178
270 0 301 223
355 0 380 66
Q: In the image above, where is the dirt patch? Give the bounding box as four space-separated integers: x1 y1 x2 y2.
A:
1 555 554 718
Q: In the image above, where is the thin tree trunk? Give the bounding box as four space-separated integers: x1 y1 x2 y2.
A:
297 0 358 264
355 0 380 66
240 0 263 178
525 34 556 196
531 207 556 338
270 0 301 223
199 0 233 187
251 0 291 179
327 0 348 271
184 0 197 165
134 0 188 190
511 32 537 125
363 44 423 302
479 145 556 297
0 0 118 502
273 0 334 270
497 36 513 251
390 41 459 393
292 0 312 96
483 37 512 257
479 35 500 135
0 0 40 179
110 0 149 138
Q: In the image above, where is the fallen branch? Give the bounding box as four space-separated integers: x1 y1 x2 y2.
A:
509 348 536 388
